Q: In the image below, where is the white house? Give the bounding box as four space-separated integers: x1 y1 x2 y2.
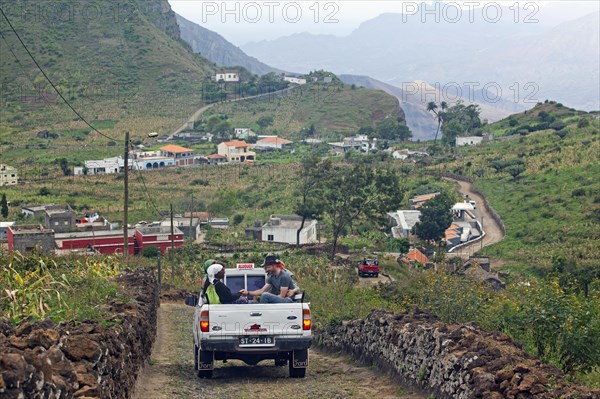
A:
74 157 125 175
392 148 430 160
253 137 293 150
215 71 239 82
0 164 18 186
217 141 256 163
283 76 307 85
234 128 257 139
456 136 484 146
388 210 421 238
260 215 318 245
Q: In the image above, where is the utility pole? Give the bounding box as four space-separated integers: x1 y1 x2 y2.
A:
123 131 129 256
189 192 194 240
481 216 484 251
170 203 175 279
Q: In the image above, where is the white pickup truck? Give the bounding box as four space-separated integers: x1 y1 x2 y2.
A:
185 265 312 379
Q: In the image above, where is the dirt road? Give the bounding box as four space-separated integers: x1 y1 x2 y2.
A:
133 303 424 399
170 87 299 138
444 178 505 258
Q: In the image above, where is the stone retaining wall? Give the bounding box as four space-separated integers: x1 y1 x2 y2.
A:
316 309 599 399
0 270 159 398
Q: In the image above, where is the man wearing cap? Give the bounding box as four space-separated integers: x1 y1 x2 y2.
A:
241 255 298 303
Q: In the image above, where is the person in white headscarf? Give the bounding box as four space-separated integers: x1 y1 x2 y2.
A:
203 264 244 304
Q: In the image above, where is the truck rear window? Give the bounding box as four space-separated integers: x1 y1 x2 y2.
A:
226 276 245 293
247 275 266 291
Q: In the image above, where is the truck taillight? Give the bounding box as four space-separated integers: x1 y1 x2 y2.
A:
302 309 311 331
200 310 209 333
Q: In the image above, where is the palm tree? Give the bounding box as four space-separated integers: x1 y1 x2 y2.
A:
427 101 444 143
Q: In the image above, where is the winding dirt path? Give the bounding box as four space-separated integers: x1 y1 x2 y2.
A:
133 303 424 399
170 86 299 137
444 178 505 257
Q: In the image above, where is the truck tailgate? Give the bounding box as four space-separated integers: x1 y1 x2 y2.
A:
207 303 305 336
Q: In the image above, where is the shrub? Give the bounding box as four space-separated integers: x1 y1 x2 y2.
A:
38 187 51 196
142 246 161 258
578 118 590 128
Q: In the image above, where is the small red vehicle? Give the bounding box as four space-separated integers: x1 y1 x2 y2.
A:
357 258 380 277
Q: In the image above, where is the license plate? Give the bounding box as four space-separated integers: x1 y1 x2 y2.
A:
239 336 275 346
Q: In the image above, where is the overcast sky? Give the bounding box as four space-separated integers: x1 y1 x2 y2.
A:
169 1 599 46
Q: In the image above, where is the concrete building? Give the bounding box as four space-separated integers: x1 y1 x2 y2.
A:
160 217 199 240
44 205 75 233
74 157 124 175
456 136 484 146
253 137 293 150
159 145 195 167
55 229 136 255
283 76 307 85
0 164 18 186
8 225 55 254
135 226 184 255
22 204 55 217
0 221 16 241
217 141 255 163
234 128 257 140
215 71 239 82
250 215 318 245
388 210 421 238
207 154 227 165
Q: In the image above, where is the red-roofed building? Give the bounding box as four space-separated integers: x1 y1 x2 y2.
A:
160 145 195 166
217 141 255 163
207 154 227 165
409 192 440 209
401 248 429 265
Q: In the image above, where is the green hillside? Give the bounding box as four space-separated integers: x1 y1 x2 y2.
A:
0 0 216 149
486 100 589 137
202 80 404 139
441 103 599 275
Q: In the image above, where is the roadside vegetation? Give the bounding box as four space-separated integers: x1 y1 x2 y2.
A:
0 252 151 324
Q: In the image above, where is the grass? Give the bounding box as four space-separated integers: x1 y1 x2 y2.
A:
435 107 600 275
202 82 404 140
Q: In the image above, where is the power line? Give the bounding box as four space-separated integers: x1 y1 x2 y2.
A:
0 6 120 142
0 29 61 109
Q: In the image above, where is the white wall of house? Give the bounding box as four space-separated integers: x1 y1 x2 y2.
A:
0 164 19 186
456 136 483 146
283 76 307 85
215 72 239 82
261 219 317 244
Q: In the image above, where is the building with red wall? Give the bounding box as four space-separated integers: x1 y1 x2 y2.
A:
135 226 184 255
55 229 136 255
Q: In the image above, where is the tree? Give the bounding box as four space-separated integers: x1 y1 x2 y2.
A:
506 164 525 180
56 158 71 176
1 193 8 218
293 157 330 247
427 101 446 143
414 192 454 243
375 118 412 141
319 163 403 259
257 116 274 133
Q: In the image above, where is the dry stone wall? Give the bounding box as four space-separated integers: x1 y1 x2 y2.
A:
316 309 599 399
0 270 159 399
